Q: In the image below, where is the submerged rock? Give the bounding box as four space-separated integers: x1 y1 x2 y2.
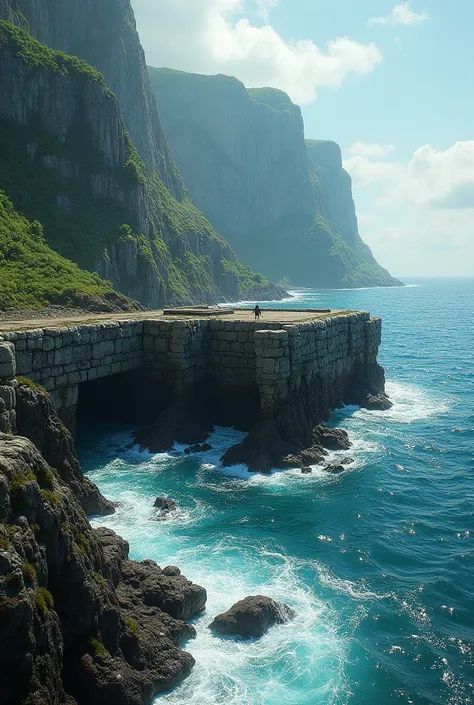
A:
323 464 346 474
209 595 295 638
363 393 393 411
154 497 178 512
313 425 352 451
152 497 178 520
184 442 213 455
301 466 313 474
134 401 214 453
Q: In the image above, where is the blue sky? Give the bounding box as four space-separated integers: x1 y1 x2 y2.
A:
132 0 474 278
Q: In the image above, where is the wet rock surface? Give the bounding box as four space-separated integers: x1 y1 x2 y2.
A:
362 393 393 411
221 418 352 473
15 383 115 516
313 425 351 451
184 443 213 454
0 435 206 705
153 497 178 513
209 595 295 638
134 401 213 453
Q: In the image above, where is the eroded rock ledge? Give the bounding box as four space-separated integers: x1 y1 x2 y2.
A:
0 434 206 705
0 349 207 705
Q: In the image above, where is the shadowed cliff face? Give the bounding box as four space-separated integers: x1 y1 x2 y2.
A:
0 19 285 307
149 68 402 289
0 379 207 705
148 70 315 240
2 0 182 199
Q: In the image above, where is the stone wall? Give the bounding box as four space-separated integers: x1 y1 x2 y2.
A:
0 312 382 432
0 322 143 429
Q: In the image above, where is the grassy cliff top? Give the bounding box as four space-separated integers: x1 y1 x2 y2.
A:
247 87 297 113
306 140 343 171
148 66 298 115
148 66 245 95
0 191 135 311
0 20 111 91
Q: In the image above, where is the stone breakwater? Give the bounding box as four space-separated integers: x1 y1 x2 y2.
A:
0 310 386 468
0 309 387 703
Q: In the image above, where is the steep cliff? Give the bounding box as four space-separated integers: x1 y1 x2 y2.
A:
0 360 207 705
0 190 137 313
2 0 181 197
149 67 401 289
0 21 284 308
148 69 314 241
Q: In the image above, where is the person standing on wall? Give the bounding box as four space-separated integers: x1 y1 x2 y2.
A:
253 305 261 320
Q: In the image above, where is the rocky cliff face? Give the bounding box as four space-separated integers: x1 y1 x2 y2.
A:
0 21 285 307
2 0 181 198
0 353 207 705
149 68 401 289
148 69 314 240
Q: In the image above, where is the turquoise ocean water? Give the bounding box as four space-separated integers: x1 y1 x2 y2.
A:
78 278 474 705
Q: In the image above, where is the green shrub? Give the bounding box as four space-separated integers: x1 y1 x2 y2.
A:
125 617 140 639
16 377 47 393
40 489 61 506
89 637 108 659
21 562 37 584
35 586 53 616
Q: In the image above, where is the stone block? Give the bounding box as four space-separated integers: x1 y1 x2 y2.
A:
143 336 154 353
42 336 55 352
154 338 169 354
0 342 16 379
261 358 276 374
15 350 31 376
0 384 15 410
43 378 55 392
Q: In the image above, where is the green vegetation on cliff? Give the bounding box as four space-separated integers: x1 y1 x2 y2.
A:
149 66 401 290
0 20 110 89
0 191 133 310
0 21 284 308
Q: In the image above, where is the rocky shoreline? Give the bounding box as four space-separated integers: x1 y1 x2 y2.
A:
0 381 208 705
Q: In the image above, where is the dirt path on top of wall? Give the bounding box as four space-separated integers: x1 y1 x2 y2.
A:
0 308 358 332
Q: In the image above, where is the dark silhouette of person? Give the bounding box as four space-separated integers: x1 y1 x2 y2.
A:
253 305 261 320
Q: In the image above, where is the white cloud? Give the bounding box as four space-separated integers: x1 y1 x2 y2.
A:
402 142 474 208
347 141 396 158
132 0 383 104
344 155 401 185
368 2 429 27
256 0 278 21
347 141 474 276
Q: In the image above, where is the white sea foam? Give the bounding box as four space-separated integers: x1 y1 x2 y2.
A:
336 380 451 427
313 563 393 601
154 549 348 705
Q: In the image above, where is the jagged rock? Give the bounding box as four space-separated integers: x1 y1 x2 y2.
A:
119 558 206 622
323 464 346 474
363 393 393 411
209 596 295 638
153 497 178 516
0 434 207 705
221 418 351 473
162 566 181 577
184 442 213 455
15 383 114 516
313 425 352 451
340 457 355 465
134 402 214 453
301 467 312 474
